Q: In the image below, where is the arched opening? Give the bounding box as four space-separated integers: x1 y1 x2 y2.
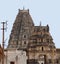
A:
24 41 26 44
42 47 44 51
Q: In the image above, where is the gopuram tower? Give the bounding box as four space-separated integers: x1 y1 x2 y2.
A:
7 9 60 64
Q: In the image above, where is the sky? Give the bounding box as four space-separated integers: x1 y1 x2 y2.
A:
0 0 60 48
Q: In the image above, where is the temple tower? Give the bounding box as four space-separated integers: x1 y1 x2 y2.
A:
7 9 60 64
8 9 34 49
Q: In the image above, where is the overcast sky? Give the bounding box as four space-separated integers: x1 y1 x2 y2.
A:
0 0 60 48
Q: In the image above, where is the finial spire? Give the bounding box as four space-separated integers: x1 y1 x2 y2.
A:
23 6 25 10
40 21 42 26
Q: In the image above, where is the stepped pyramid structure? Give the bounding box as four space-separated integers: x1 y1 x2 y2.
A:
7 9 60 64
8 9 34 49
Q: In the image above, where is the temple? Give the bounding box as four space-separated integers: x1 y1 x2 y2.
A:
6 9 60 64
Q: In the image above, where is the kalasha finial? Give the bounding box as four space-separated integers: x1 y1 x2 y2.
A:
40 21 42 26
23 6 25 10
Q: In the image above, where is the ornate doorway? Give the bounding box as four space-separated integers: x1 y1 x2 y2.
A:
38 55 46 64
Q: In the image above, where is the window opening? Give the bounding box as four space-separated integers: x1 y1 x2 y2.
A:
42 47 44 51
